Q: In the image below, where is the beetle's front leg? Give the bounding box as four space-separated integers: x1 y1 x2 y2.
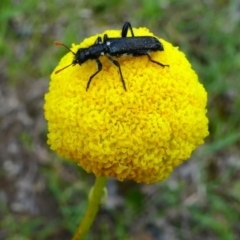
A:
86 59 102 90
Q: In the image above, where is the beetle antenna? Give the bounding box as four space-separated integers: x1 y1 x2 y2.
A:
54 41 76 55
54 41 76 74
55 63 74 74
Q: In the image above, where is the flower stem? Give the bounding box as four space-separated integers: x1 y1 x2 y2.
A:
72 176 108 240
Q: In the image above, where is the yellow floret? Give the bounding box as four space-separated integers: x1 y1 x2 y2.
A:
44 26 209 183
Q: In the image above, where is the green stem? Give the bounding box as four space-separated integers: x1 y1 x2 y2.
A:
72 176 108 240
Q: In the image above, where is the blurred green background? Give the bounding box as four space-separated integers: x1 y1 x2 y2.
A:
0 0 240 239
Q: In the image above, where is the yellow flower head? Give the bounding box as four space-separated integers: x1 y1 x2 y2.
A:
44 26 209 184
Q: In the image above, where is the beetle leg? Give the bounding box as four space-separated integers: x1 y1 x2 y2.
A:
107 56 127 91
86 59 102 90
121 22 135 37
146 53 169 67
103 34 109 43
95 36 103 44
132 51 169 67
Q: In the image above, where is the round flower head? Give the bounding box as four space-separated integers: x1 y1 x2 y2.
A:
44 26 209 184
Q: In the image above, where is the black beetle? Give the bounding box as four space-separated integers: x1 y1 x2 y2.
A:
55 22 168 90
